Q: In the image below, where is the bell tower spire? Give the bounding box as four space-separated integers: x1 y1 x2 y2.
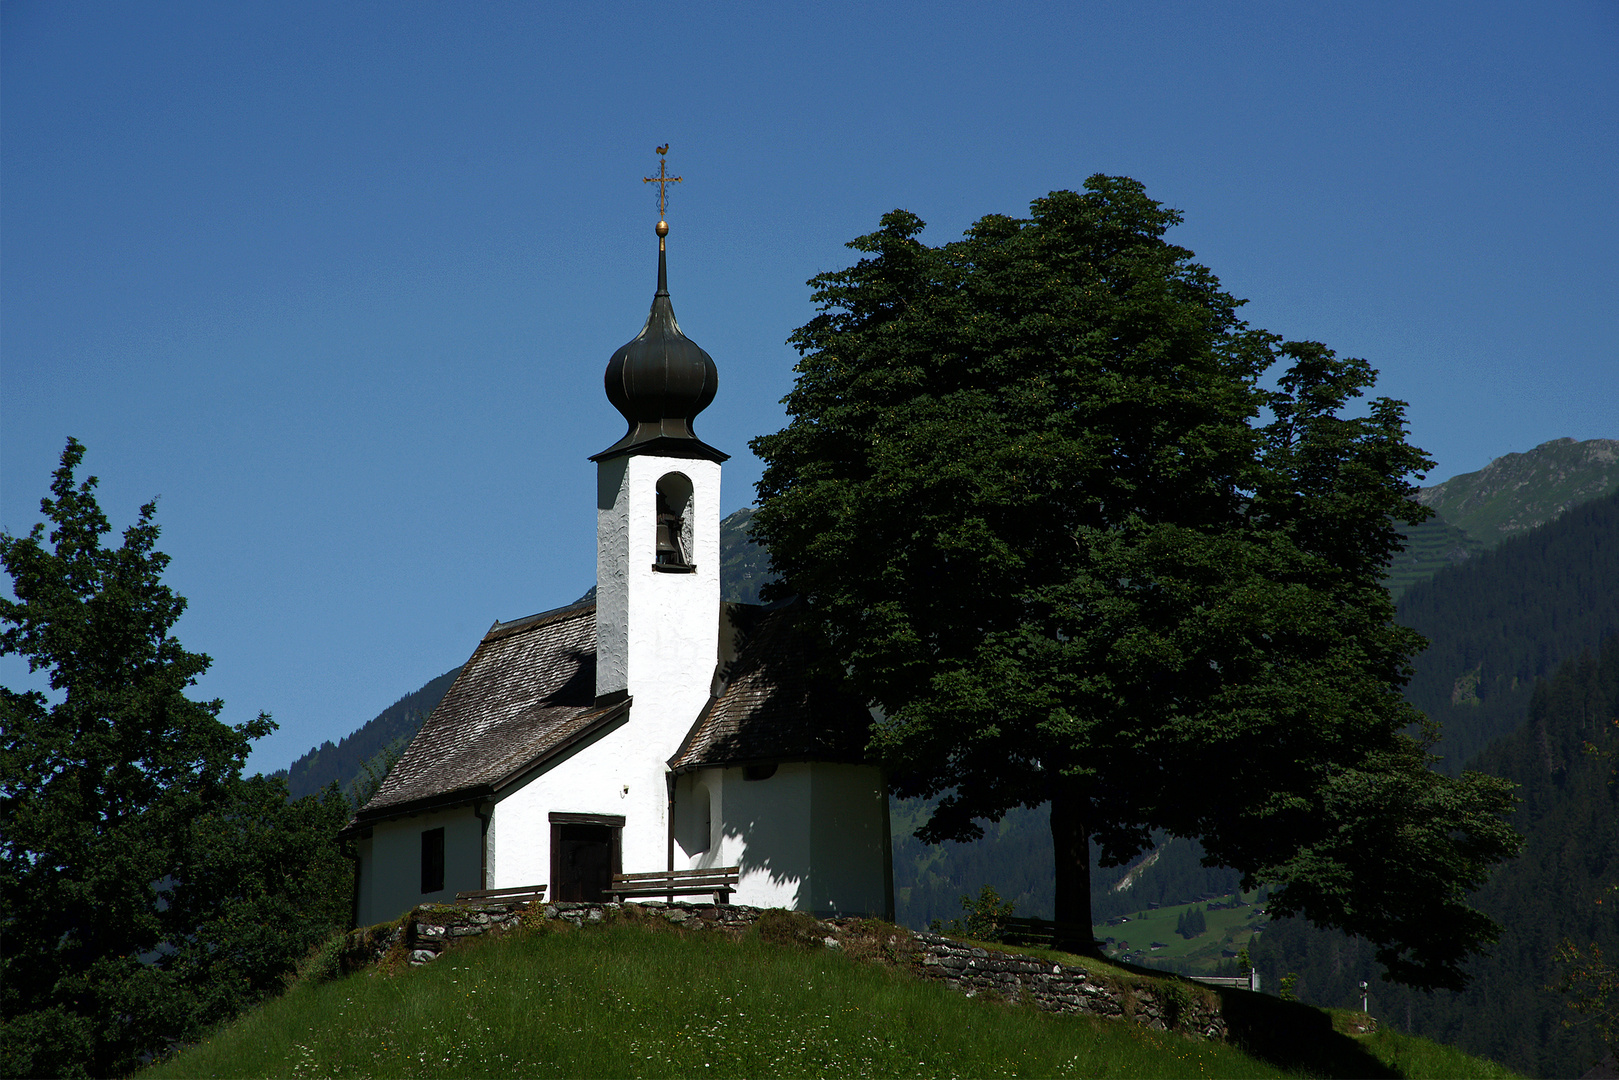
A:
592 146 726 465
645 145 678 295
593 146 724 724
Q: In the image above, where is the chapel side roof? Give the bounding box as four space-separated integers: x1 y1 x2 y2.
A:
351 601 620 824
668 601 876 773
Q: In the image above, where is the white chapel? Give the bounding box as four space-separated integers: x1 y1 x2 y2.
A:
345 177 893 927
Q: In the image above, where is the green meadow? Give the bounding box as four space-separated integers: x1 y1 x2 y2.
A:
145 916 1518 1079
1102 891 1266 971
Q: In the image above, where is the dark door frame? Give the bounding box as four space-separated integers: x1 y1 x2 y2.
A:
549 812 625 901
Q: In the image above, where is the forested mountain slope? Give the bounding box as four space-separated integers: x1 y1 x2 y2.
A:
1382 517 1483 599
1251 637 1619 1080
718 506 773 605
1399 487 1619 772
896 469 1619 931
275 667 460 800
891 800 1245 930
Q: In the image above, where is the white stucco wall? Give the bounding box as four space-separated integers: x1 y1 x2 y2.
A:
807 763 893 918
363 445 889 918
672 772 717 863
356 806 483 927
715 763 812 909
545 449 723 890
490 715 664 889
596 452 721 717
594 455 631 697
698 761 892 917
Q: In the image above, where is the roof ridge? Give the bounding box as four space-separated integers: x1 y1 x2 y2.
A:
484 599 596 643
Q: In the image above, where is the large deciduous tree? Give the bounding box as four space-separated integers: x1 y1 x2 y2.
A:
750 176 1520 990
0 439 352 1078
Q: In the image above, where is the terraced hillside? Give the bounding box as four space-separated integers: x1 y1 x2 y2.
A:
1384 518 1483 599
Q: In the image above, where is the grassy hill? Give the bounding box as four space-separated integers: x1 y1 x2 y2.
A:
146 914 1514 1079
1100 890 1266 968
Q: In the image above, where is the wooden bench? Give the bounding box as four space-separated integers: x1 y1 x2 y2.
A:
605 866 741 904
997 916 1105 952
453 884 548 906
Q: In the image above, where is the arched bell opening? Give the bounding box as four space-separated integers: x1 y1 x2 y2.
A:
654 472 695 571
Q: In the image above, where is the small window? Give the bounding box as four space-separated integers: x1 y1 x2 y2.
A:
743 763 777 782
421 827 445 894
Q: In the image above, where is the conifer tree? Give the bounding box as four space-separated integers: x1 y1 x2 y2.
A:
0 439 352 1077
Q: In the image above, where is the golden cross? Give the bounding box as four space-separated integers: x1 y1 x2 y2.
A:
643 145 682 221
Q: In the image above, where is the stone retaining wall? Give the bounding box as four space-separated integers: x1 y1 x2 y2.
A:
344 902 1228 1041
912 931 1227 1039
342 900 768 971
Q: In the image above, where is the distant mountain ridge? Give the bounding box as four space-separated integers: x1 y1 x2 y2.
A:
1386 437 1618 598
718 506 774 605
1252 636 1619 1079
276 667 461 801
1417 437 1619 545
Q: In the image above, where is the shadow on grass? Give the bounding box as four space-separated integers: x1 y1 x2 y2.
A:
987 946 1403 1079
1219 990 1399 1079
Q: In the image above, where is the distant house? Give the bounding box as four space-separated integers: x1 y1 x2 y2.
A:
342 211 892 927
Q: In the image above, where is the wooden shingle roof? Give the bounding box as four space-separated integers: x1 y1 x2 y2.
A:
669 601 875 773
351 601 623 824
349 598 876 828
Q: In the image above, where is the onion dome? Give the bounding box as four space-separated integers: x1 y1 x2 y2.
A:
591 221 728 463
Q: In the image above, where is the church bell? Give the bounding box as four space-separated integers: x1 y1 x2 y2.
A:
655 491 687 566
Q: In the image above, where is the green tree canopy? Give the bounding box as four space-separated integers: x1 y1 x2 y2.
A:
750 176 1520 990
0 439 351 1078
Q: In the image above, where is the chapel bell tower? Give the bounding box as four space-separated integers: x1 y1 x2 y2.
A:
590 148 726 741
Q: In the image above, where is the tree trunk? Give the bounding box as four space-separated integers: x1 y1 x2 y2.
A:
1050 781 1098 955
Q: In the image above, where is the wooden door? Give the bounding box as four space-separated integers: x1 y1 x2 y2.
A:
551 822 619 901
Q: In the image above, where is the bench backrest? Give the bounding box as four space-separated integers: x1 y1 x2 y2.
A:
612 866 739 885
454 884 548 905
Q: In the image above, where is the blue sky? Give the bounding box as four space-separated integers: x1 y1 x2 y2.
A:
3 1 1615 774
